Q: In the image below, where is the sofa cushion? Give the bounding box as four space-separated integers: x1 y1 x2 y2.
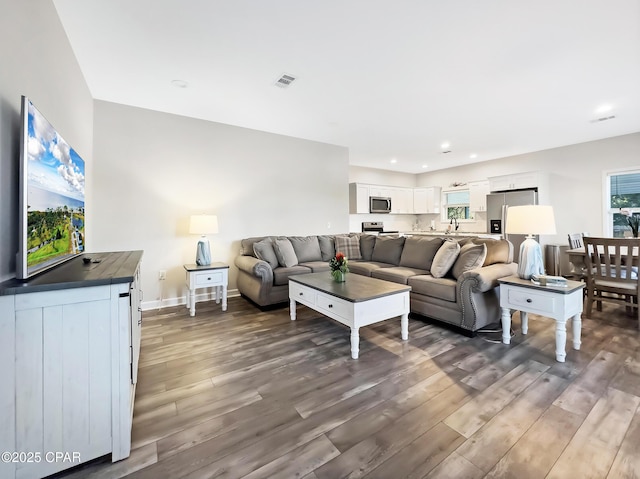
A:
430 240 461 278
298 261 331 273
273 265 312 286
253 239 279 269
241 236 269 257
360 234 376 261
408 275 457 302
451 243 487 279
372 266 430 285
289 236 322 262
399 236 444 270
348 261 394 277
335 235 362 260
317 235 336 261
472 238 513 265
372 236 405 265
273 238 298 267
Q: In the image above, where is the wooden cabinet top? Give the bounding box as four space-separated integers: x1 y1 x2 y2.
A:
0 250 143 296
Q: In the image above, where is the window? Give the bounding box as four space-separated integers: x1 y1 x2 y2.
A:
606 170 640 237
443 189 471 220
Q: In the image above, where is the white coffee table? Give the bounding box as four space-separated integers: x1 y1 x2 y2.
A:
289 272 411 359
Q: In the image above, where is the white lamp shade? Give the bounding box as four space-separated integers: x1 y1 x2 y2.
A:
506 205 556 235
189 215 218 235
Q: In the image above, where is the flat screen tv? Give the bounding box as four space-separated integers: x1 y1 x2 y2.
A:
17 96 86 279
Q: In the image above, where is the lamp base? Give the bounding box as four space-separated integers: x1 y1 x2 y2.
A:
195 237 211 266
517 236 545 279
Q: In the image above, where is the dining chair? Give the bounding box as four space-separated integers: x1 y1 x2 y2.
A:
583 236 640 327
567 233 588 282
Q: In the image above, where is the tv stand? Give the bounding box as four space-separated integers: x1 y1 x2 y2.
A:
0 251 143 479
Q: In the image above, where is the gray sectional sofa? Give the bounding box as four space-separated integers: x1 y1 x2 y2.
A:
235 233 517 334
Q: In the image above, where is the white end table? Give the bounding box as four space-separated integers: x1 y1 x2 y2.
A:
184 262 229 317
498 275 585 362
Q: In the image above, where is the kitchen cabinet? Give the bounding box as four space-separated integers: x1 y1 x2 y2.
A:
469 180 490 212
489 171 541 192
0 251 142 479
390 187 414 214
349 183 370 214
368 186 393 198
414 186 441 214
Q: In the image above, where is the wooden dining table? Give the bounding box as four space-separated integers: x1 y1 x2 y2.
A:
566 246 640 266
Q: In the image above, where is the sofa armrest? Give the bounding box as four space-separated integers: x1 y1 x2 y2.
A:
235 255 273 284
458 263 518 293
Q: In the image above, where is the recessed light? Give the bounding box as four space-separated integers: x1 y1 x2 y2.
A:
422 164 428 169
470 153 478 159
440 142 450 150
171 79 189 88
390 158 397 164
595 104 613 114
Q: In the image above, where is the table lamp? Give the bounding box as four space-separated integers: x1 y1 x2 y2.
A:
506 205 556 279
189 214 218 266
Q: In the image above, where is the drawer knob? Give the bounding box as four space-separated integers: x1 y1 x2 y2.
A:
328 304 333 308
526 298 532 303
208 277 212 280
299 292 303 296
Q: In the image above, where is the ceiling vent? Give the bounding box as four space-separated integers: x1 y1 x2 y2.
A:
591 115 616 123
274 73 297 88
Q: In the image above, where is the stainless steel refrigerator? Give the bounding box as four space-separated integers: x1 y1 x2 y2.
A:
486 189 538 263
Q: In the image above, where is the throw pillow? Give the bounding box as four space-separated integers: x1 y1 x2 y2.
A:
253 239 279 269
317 235 336 261
399 236 444 270
451 243 487 279
359 234 376 261
289 236 322 262
273 238 298 267
430 240 461 278
371 236 406 265
472 238 512 265
335 235 362 260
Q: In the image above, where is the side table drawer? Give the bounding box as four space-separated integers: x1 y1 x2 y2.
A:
506 288 556 315
316 292 350 319
195 271 224 286
290 283 316 305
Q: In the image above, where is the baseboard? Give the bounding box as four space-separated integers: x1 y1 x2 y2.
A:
141 288 240 311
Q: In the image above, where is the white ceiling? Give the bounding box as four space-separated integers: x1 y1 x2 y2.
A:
52 0 640 174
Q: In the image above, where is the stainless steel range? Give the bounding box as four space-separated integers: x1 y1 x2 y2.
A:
361 222 399 234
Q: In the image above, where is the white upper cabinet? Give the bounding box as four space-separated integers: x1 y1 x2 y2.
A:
349 183 370 214
468 180 490 211
390 187 414 214
488 171 542 192
414 186 441 214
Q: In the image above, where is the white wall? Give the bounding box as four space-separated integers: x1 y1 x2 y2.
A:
0 0 93 281
92 101 349 309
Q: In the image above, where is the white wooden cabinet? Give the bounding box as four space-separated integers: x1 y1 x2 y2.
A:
348 183 370 214
468 180 490 212
368 185 393 198
390 187 414 214
413 186 441 214
0 252 142 479
489 171 541 192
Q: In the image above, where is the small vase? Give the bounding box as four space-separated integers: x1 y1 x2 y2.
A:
332 270 346 282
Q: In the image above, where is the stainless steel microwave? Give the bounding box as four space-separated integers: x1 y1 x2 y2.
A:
370 196 392 214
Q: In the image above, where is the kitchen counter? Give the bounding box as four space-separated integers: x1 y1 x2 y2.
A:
402 231 502 239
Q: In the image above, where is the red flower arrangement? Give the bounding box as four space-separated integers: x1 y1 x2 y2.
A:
329 251 349 281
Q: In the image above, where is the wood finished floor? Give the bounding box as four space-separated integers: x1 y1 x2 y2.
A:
55 295 640 479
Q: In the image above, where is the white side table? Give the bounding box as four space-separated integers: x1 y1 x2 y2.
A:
184 262 229 317
498 275 585 362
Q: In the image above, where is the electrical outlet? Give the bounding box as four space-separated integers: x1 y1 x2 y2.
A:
158 270 166 280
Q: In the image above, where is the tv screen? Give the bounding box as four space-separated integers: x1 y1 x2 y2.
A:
17 96 86 279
